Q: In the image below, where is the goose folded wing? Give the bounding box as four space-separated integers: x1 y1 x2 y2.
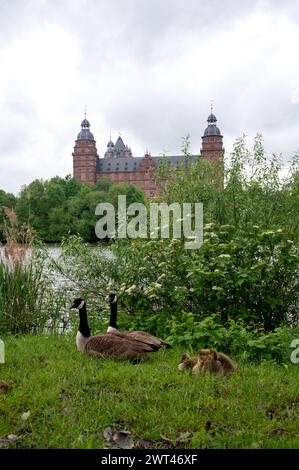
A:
84 333 158 360
122 330 170 348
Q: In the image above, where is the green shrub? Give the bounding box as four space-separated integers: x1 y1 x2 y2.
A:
54 222 298 336
164 313 298 363
111 224 298 332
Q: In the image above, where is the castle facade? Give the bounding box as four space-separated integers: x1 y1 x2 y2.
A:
72 111 224 197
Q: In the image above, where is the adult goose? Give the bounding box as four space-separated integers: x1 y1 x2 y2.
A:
70 298 160 360
106 292 171 349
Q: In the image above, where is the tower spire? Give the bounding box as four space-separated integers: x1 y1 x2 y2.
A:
84 105 87 120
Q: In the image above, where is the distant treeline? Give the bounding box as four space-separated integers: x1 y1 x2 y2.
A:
0 176 145 242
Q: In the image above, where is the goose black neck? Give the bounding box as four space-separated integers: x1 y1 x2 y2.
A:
78 303 91 338
109 301 118 329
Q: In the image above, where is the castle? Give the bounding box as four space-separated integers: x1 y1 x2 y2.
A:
72 110 224 197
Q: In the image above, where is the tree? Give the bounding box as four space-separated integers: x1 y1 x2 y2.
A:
0 189 16 241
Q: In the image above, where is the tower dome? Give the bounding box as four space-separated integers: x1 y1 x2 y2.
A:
204 124 221 136
203 110 222 136
77 117 94 141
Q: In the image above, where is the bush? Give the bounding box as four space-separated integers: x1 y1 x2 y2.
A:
110 224 298 332
54 224 298 343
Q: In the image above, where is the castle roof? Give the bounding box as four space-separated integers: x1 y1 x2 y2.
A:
96 155 198 173
203 125 221 136
104 135 133 158
114 136 126 152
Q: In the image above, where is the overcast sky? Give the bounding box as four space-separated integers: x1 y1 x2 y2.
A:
1 0 299 194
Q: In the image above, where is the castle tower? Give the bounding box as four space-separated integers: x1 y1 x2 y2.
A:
73 117 98 184
200 108 224 164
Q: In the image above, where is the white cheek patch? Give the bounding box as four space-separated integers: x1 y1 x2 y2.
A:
111 296 118 304
178 363 185 371
78 301 85 309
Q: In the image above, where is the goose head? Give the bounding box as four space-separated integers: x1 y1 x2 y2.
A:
70 297 85 310
106 292 118 304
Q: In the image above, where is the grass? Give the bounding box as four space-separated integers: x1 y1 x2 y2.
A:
1 335 299 449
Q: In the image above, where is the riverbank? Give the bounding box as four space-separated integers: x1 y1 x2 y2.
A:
1 335 299 449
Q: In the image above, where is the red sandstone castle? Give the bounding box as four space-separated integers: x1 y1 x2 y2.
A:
72 110 224 197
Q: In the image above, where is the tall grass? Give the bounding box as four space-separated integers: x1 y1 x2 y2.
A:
0 208 65 334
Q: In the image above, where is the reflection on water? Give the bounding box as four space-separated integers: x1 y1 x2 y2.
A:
46 246 69 290
46 246 77 333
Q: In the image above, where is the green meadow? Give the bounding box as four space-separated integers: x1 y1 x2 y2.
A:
1 335 299 449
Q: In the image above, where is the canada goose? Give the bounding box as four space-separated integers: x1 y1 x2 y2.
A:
106 292 171 349
70 297 160 360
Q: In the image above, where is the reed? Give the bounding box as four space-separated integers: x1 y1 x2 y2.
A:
0 208 62 334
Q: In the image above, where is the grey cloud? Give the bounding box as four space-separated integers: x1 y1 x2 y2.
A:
0 0 299 193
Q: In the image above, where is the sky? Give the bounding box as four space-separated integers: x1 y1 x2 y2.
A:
0 0 299 194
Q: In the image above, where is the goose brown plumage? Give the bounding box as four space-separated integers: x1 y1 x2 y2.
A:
70 298 159 360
